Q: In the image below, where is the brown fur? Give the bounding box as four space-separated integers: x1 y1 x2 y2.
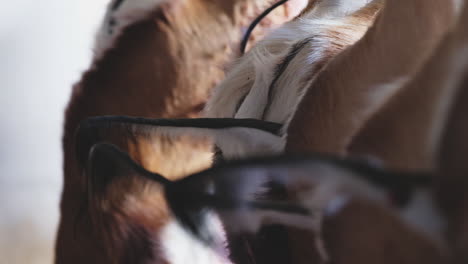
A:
284 0 466 262
287 0 458 155
320 3 468 262
90 175 170 264
437 74 468 264
350 5 468 171
57 0 296 263
59 0 468 262
343 6 468 261
323 199 446 264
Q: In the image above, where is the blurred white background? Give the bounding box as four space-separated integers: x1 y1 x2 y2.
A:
0 1 109 263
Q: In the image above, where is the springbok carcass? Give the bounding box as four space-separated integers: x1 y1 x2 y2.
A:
57 0 302 262
69 0 468 263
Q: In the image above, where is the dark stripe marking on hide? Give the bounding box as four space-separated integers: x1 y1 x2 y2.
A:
81 116 283 135
262 37 314 121
76 116 282 167
111 0 125 11
108 0 126 34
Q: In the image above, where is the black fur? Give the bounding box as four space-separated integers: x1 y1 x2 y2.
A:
240 0 290 54
111 0 125 11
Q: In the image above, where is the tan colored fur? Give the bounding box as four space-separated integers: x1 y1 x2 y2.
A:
322 199 446 264
60 0 468 263
287 0 459 155
89 172 170 263
57 1 296 263
284 0 467 262
350 3 468 171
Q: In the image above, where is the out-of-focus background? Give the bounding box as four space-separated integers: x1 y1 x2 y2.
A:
0 1 109 263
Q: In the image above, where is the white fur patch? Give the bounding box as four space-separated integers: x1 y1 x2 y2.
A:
358 76 410 126
205 0 375 129
293 163 388 212
324 195 351 217
94 0 168 60
369 77 410 104
285 0 309 18
400 189 446 244
234 50 276 119
218 162 387 234
159 216 232 264
214 127 284 159
453 0 465 17
309 0 373 17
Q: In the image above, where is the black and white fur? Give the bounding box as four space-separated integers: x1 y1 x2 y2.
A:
87 143 434 263
94 0 168 60
205 0 378 134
